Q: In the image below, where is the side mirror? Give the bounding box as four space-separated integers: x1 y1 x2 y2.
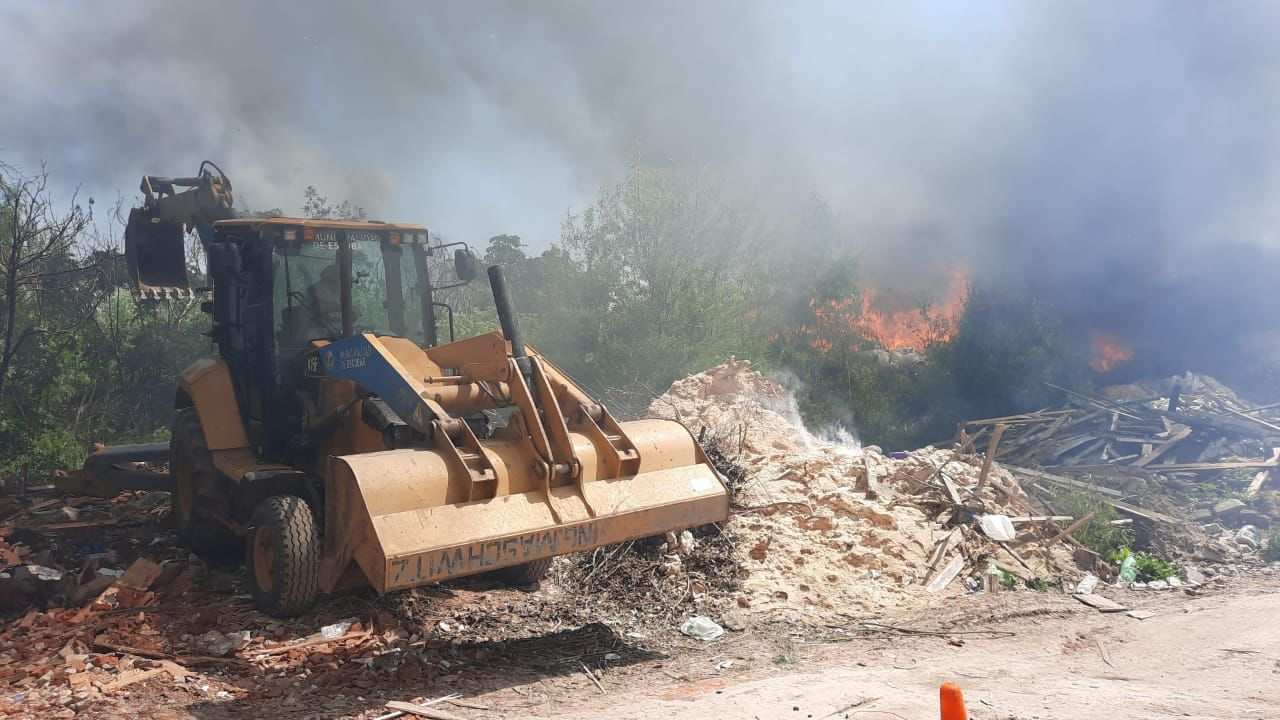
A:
453 248 479 283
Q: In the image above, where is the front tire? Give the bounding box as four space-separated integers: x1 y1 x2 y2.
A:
246 495 320 617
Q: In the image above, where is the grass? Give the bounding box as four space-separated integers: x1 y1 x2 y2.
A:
999 570 1018 590
1112 548 1180 582
1050 489 1135 558
1026 577 1053 592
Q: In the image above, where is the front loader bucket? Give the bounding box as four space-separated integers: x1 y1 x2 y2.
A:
125 208 190 300
322 419 728 593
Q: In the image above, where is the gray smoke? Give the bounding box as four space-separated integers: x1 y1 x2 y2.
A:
3 2 1278 393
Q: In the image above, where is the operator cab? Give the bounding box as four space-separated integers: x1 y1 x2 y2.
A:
200 217 478 458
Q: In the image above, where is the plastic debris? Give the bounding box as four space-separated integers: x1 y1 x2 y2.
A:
978 514 1017 542
321 619 355 640
1118 555 1138 583
1075 573 1100 594
679 616 725 641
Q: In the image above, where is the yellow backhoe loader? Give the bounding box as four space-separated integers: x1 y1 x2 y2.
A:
74 163 728 616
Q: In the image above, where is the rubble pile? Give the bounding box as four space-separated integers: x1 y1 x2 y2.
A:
957 371 1280 564
647 359 1080 619
0 491 652 718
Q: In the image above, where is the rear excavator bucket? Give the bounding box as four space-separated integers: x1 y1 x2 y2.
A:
125 208 191 300
125 164 235 300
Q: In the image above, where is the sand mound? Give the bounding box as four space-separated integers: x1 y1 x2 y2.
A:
649 359 1078 618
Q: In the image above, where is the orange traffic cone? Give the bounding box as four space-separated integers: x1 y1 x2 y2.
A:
940 682 968 720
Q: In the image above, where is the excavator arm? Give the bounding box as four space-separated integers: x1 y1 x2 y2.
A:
125 160 235 300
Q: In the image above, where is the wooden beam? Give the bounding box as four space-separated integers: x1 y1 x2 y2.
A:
977 423 1007 492
1041 511 1096 547
1150 460 1280 472
1224 407 1280 434
1230 401 1280 415
1133 425 1192 467
1247 448 1280 498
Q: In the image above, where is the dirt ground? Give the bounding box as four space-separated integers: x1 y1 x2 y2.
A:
551 567 1280 720
6 551 1277 719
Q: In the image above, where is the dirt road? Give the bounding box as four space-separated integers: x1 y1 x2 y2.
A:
551 569 1280 720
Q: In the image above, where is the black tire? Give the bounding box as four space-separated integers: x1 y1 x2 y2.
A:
170 408 238 557
246 495 320 617
491 558 553 586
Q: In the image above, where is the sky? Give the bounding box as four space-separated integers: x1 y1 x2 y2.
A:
4 1 1280 390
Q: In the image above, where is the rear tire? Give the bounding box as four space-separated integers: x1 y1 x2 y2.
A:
170 408 237 557
491 558 553 586
246 495 320 617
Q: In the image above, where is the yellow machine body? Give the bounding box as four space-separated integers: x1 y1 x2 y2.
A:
73 205 729 605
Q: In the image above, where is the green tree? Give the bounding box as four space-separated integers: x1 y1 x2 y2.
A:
0 165 108 474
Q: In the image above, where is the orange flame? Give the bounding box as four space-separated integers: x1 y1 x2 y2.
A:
1090 333 1133 373
848 269 969 351
788 269 969 354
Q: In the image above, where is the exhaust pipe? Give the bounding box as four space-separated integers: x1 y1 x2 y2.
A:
487 265 532 381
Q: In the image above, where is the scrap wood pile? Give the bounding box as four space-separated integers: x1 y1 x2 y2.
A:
957 371 1280 563
642 359 1081 623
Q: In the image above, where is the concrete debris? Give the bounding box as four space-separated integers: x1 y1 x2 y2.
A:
1073 593 1128 613
193 630 250 657
1234 525 1261 550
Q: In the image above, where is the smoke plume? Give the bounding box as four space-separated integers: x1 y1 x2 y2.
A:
3 2 1278 395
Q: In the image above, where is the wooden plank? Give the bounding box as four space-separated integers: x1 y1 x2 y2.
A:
118 558 163 591
1045 434 1098 461
1009 515 1073 523
965 410 1074 426
1073 593 1128 613
1247 470 1273 498
1061 438 1108 465
1108 500 1178 525
1008 466 1123 497
1045 464 1153 479
924 528 962 573
1233 401 1280 415
1046 383 1145 421
102 667 167 693
1133 426 1192 467
997 541 1035 573
251 629 373 657
862 457 882 500
925 555 964 593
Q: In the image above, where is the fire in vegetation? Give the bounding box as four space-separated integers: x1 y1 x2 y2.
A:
807 268 969 352
1090 332 1134 373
